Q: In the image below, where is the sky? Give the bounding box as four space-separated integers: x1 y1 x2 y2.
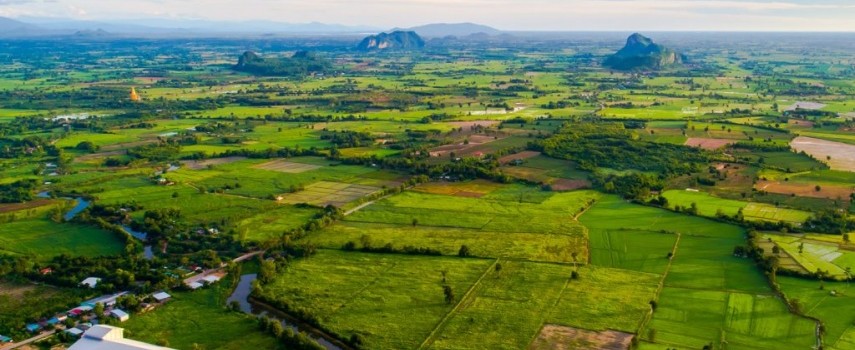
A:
1 0 855 31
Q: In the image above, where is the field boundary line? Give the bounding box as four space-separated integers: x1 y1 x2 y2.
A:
636 232 681 337
417 258 499 350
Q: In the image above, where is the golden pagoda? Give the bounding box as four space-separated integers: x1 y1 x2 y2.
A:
130 87 141 102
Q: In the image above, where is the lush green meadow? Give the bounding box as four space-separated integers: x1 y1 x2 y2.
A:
580 196 816 349
122 278 281 350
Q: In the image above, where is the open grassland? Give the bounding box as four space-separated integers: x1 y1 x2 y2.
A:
427 262 658 350
580 196 816 349
168 157 392 200
662 189 813 224
325 188 599 263
123 278 281 350
258 250 493 350
0 204 125 259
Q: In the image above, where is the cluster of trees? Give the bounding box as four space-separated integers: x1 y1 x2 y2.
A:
257 316 325 350
127 142 181 162
320 130 374 148
537 122 708 175
0 179 38 203
234 51 331 77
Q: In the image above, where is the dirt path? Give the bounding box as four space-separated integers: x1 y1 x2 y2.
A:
1 329 58 350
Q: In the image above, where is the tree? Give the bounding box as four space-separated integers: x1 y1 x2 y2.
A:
845 233 851 244
799 242 804 254
94 302 105 317
412 218 418 227
443 285 455 304
75 141 98 153
570 271 580 280
458 245 471 257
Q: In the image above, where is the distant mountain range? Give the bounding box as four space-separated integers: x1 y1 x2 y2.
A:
393 23 502 38
0 17 505 38
0 16 385 37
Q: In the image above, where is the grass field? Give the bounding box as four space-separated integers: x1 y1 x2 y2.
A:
324 188 598 263
122 278 281 350
779 277 855 350
662 189 813 224
427 262 658 350
580 196 816 349
258 250 493 349
0 205 126 259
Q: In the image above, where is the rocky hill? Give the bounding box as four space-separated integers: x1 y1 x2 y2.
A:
603 33 684 71
357 31 425 51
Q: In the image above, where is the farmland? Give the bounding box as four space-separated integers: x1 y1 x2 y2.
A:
0 30 853 350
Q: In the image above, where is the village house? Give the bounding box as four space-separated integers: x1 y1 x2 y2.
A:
110 309 130 322
80 277 101 288
151 292 172 303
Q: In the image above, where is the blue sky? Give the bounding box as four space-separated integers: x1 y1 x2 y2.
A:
1 0 854 31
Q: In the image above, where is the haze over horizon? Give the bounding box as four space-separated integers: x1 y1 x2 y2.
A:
1 0 855 32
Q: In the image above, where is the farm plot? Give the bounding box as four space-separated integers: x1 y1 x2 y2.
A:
791 136 855 172
427 262 658 350
169 157 389 199
530 325 634 350
413 179 503 198
756 179 854 200
762 233 855 279
579 196 816 349
500 155 591 190
279 181 381 207
326 189 598 263
662 190 812 224
0 215 126 259
778 277 855 350
257 250 493 350
180 156 247 170
253 159 322 173
684 137 735 150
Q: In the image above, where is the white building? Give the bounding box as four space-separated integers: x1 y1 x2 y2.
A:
80 277 101 288
68 325 174 350
110 309 130 322
151 292 171 302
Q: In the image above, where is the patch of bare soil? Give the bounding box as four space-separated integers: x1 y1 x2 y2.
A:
499 151 542 164
181 156 247 170
550 179 591 191
684 138 735 150
791 136 855 172
0 199 54 214
756 180 854 200
529 325 634 350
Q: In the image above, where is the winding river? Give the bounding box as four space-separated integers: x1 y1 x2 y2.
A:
226 273 345 350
